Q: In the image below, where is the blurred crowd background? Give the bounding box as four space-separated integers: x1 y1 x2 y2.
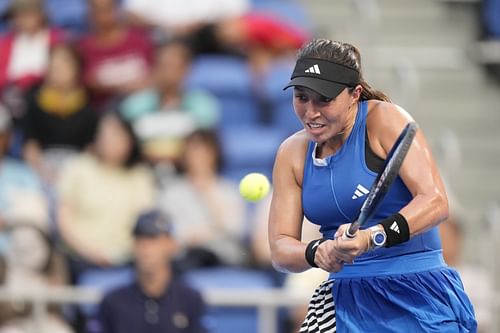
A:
0 0 498 332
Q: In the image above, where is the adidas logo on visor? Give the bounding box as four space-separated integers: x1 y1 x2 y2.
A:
305 64 321 74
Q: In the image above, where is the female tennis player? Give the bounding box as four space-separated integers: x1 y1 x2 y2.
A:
268 39 477 332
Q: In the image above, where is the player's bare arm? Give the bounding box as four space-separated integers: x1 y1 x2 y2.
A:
367 101 449 236
269 132 345 273
269 132 311 273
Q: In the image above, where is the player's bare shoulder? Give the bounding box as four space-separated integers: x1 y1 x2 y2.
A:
274 130 309 185
366 100 414 133
277 130 309 160
365 100 417 158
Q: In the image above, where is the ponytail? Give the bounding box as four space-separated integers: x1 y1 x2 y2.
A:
359 81 391 102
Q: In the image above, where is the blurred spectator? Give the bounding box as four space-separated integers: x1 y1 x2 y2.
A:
439 216 494 333
158 129 247 269
0 0 65 156
0 0 64 92
3 223 68 289
22 43 98 184
205 9 309 127
120 39 219 167
122 0 249 44
98 209 208 333
0 106 47 229
57 111 155 280
78 0 153 112
216 12 309 73
0 223 73 333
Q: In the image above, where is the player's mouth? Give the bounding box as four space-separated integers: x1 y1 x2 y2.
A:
307 122 326 133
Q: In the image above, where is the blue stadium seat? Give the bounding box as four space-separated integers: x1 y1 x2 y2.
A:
219 125 285 181
183 267 276 333
251 0 313 34
0 0 89 34
483 0 500 38
0 0 10 32
45 0 88 33
259 59 303 134
186 55 261 128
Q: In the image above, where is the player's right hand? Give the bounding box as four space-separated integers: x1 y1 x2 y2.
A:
314 240 345 272
334 223 372 263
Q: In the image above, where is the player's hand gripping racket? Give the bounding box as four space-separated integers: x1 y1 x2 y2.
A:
345 121 418 238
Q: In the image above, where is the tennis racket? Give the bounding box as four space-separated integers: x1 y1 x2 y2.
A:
345 121 418 238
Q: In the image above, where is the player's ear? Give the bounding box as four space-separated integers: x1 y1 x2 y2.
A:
349 84 362 101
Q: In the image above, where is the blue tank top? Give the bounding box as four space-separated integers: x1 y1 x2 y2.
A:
302 100 441 262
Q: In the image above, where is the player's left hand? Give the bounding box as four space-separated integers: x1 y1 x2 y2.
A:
334 223 371 263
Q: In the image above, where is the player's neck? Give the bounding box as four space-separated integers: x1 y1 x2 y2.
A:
322 103 358 154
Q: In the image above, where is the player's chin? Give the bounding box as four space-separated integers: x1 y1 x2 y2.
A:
306 131 329 144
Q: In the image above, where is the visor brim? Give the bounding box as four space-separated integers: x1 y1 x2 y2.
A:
283 77 348 99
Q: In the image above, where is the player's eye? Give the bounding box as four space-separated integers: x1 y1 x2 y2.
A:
294 94 308 102
319 96 333 104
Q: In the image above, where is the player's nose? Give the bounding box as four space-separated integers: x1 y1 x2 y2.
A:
304 104 321 118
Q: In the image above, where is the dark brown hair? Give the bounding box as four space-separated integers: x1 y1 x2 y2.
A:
297 39 390 102
179 129 224 173
96 111 143 169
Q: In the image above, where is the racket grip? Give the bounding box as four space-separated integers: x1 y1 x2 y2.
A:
344 224 358 239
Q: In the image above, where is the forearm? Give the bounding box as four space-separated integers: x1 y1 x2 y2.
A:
270 235 311 273
400 191 449 237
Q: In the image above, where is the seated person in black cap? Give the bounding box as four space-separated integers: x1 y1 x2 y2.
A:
98 210 208 333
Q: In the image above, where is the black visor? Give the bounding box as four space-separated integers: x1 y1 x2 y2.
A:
283 58 360 98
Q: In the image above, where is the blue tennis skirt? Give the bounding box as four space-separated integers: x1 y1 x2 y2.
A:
300 250 477 333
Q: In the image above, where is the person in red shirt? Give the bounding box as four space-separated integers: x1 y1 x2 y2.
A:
0 0 64 158
0 0 64 92
78 0 154 112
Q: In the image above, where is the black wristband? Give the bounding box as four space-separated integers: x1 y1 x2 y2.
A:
305 238 326 268
380 213 410 247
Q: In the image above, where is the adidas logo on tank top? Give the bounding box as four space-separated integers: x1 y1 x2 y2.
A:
352 184 369 199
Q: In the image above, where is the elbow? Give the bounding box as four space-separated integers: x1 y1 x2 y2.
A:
269 246 303 274
271 258 289 274
271 257 303 274
269 248 290 273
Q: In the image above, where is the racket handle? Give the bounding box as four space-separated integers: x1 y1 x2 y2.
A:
345 222 359 239
343 223 359 239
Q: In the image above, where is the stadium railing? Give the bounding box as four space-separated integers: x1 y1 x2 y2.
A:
0 286 311 333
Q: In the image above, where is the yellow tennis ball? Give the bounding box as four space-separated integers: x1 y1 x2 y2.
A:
239 173 270 202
